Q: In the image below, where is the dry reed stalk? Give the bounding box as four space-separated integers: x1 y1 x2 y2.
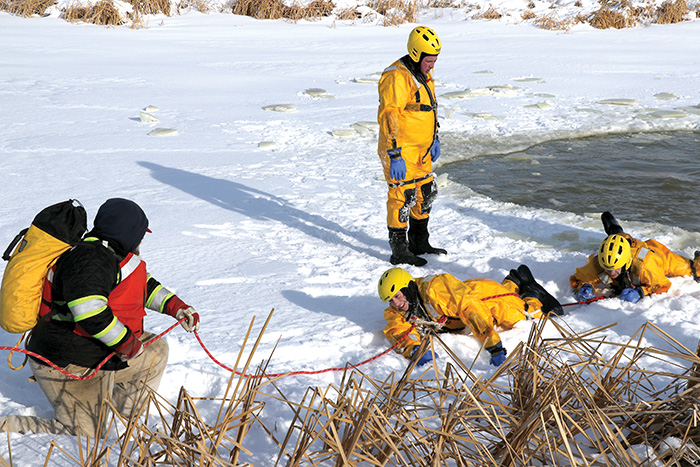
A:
130 0 171 15
367 0 419 25
1 0 55 16
656 0 688 23
62 0 124 25
473 5 502 18
589 5 631 27
230 0 334 21
34 313 700 466
532 11 573 29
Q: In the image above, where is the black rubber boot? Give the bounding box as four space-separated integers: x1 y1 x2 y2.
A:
408 217 447 256
389 227 427 267
515 265 564 316
692 251 700 283
601 211 624 235
504 268 523 289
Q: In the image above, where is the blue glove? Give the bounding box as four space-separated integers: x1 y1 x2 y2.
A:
388 148 406 180
577 284 595 301
486 342 507 367
430 138 440 162
411 347 437 366
619 287 641 303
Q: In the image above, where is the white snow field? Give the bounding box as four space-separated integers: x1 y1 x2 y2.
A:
1 8 700 465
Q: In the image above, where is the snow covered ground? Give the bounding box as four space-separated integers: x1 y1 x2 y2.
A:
1 8 700 465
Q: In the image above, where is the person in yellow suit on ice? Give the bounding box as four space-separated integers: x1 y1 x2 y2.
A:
571 211 700 303
377 265 562 367
377 26 445 267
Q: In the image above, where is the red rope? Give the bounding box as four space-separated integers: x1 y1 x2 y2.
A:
193 326 412 379
0 319 183 381
1 294 608 381
562 296 607 307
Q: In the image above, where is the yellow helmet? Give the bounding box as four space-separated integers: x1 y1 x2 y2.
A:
598 234 632 270
407 26 441 63
378 267 414 302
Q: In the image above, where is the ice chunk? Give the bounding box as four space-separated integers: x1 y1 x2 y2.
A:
653 92 677 101
597 98 638 106
139 111 159 123
352 121 379 131
441 90 473 99
648 110 689 119
148 128 178 136
331 129 358 137
511 77 545 83
303 88 334 99
524 101 552 109
262 104 297 113
144 105 159 112
258 141 277 149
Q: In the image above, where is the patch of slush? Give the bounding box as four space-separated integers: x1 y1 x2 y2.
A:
511 76 546 83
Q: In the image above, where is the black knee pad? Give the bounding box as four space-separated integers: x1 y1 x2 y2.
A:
399 188 417 224
420 180 437 215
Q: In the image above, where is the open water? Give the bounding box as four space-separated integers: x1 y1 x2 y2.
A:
442 131 700 232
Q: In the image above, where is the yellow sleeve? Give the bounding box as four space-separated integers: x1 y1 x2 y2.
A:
383 307 421 358
570 254 605 292
378 69 412 149
635 254 672 296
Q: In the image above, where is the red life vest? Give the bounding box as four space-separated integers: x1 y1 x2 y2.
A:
40 253 148 338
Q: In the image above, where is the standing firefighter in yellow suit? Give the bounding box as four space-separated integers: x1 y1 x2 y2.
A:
378 26 445 267
571 211 700 303
377 265 562 367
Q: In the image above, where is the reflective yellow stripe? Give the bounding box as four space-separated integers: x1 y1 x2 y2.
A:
68 295 108 322
93 316 127 347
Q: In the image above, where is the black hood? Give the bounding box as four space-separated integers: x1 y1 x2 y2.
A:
91 198 149 255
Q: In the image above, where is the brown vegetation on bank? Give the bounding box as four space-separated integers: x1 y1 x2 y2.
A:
1 0 698 28
4 311 700 466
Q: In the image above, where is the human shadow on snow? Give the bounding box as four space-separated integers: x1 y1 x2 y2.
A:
139 162 385 260
282 289 385 337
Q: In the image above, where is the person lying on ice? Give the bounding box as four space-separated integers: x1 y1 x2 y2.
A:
570 211 700 304
377 265 562 367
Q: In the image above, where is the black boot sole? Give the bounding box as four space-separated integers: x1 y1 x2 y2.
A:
516 265 564 316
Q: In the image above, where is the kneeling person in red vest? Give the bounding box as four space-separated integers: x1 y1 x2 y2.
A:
1 198 200 437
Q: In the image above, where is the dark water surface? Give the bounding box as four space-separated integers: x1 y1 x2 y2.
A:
442 131 700 232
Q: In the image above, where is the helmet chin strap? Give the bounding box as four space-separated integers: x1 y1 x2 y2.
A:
403 282 430 321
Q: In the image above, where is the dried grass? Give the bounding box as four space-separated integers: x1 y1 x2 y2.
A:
589 5 632 27
7 312 700 466
62 0 124 25
335 6 361 19
473 5 502 18
367 0 419 25
521 9 536 18
230 0 334 21
0 0 55 17
130 0 171 15
533 10 574 28
656 0 688 22
176 0 212 12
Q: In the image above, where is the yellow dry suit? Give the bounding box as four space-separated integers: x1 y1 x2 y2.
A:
382 274 542 357
377 57 439 229
570 233 696 297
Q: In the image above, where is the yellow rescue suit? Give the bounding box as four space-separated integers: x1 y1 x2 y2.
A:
377 57 438 229
570 233 694 297
383 274 542 357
